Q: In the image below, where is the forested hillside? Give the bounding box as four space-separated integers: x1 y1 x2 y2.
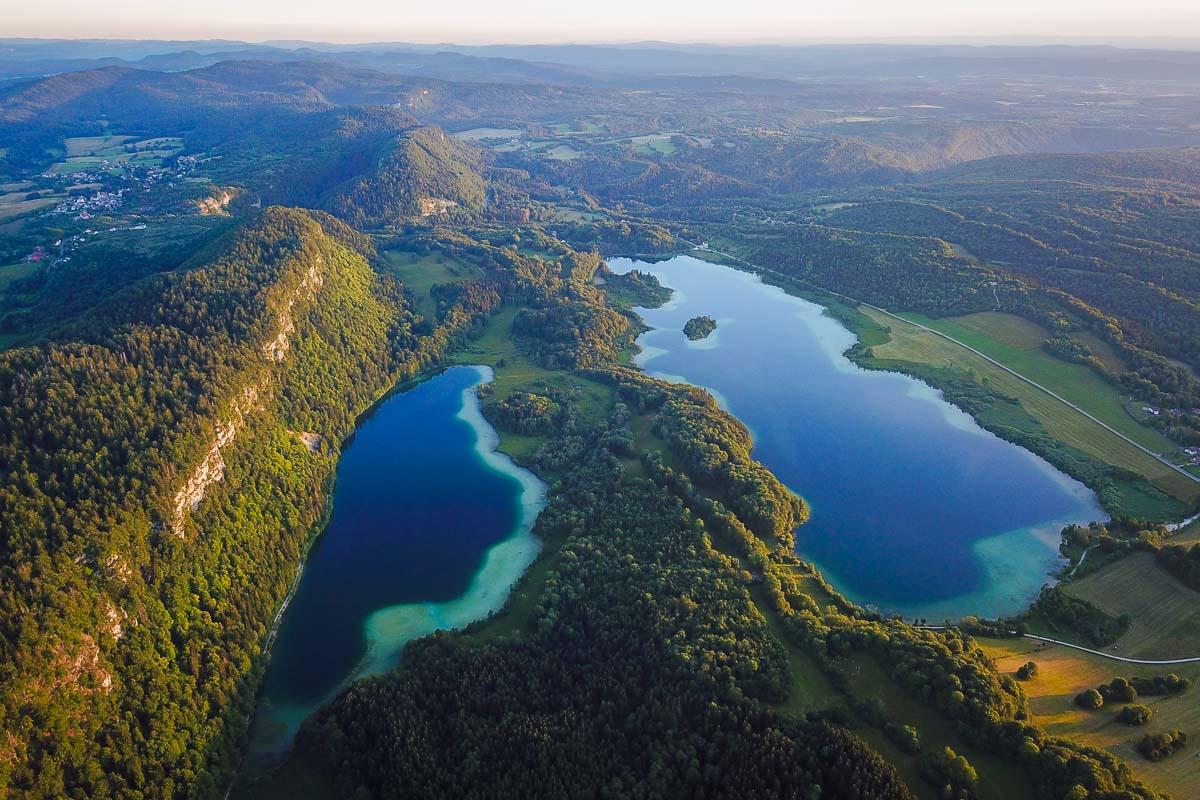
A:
324 126 486 227
280 232 1163 800
0 207 495 797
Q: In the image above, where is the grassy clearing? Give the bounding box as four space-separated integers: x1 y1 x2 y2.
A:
0 262 37 292
1063 552 1200 659
551 204 604 223
0 197 59 220
978 636 1200 799
748 586 840 716
1172 519 1200 546
64 134 134 156
906 311 1173 452
465 547 564 643
452 127 524 141
382 248 483 320
843 653 1034 800
631 134 677 156
947 311 1045 350
1075 330 1128 375
451 305 616 465
545 144 581 160
861 305 1198 504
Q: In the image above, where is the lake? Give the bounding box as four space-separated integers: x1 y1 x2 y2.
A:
248 364 545 756
607 255 1103 620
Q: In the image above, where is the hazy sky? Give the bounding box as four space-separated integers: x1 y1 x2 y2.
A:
4 0 1200 44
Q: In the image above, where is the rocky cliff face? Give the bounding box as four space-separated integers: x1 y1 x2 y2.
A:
169 250 326 537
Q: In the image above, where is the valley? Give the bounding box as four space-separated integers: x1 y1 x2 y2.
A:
1 38 1199 800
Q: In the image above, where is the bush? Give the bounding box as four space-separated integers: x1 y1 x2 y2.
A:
1130 674 1191 696
853 697 888 728
1137 730 1187 761
1075 689 1104 710
1016 661 1038 680
918 746 978 799
1117 705 1153 726
1098 677 1137 703
884 722 922 754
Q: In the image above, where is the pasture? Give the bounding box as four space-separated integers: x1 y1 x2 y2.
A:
0 262 38 292
1064 552 1200 659
382 248 484 321
861 305 1198 505
906 311 1175 453
52 135 185 175
979 635 1200 799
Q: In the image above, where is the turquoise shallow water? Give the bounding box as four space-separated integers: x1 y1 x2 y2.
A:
608 255 1104 620
248 365 545 756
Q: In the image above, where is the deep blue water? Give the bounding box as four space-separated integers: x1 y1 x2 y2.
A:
250 364 544 754
609 255 1103 619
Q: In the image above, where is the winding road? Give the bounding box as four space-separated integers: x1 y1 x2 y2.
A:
1019 634 1200 665
918 626 1200 665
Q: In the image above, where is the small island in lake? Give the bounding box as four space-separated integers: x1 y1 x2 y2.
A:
683 315 718 340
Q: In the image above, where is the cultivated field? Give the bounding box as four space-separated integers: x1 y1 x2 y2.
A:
51 135 184 175
0 197 60 220
861 306 1199 504
1064 552 1200 659
979 635 1200 799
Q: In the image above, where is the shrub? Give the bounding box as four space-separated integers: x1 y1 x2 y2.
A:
918 746 978 799
1130 674 1191 696
1137 730 1187 761
1117 705 1153 726
1075 689 1104 710
1016 661 1038 680
1099 677 1137 703
884 722 922 754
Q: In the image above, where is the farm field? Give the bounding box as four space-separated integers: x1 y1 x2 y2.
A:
860 305 1199 505
1063 552 1200 659
979 635 1200 799
904 311 1173 452
0 197 60 220
51 135 184 175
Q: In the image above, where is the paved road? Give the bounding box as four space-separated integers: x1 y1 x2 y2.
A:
1021 634 1200 665
919 626 1200 664
674 239 1200 493
858 302 1200 490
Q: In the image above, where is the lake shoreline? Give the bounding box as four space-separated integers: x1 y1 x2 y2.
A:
242 364 547 761
609 254 1103 620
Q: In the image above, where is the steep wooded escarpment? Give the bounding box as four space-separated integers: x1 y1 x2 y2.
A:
0 207 495 798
